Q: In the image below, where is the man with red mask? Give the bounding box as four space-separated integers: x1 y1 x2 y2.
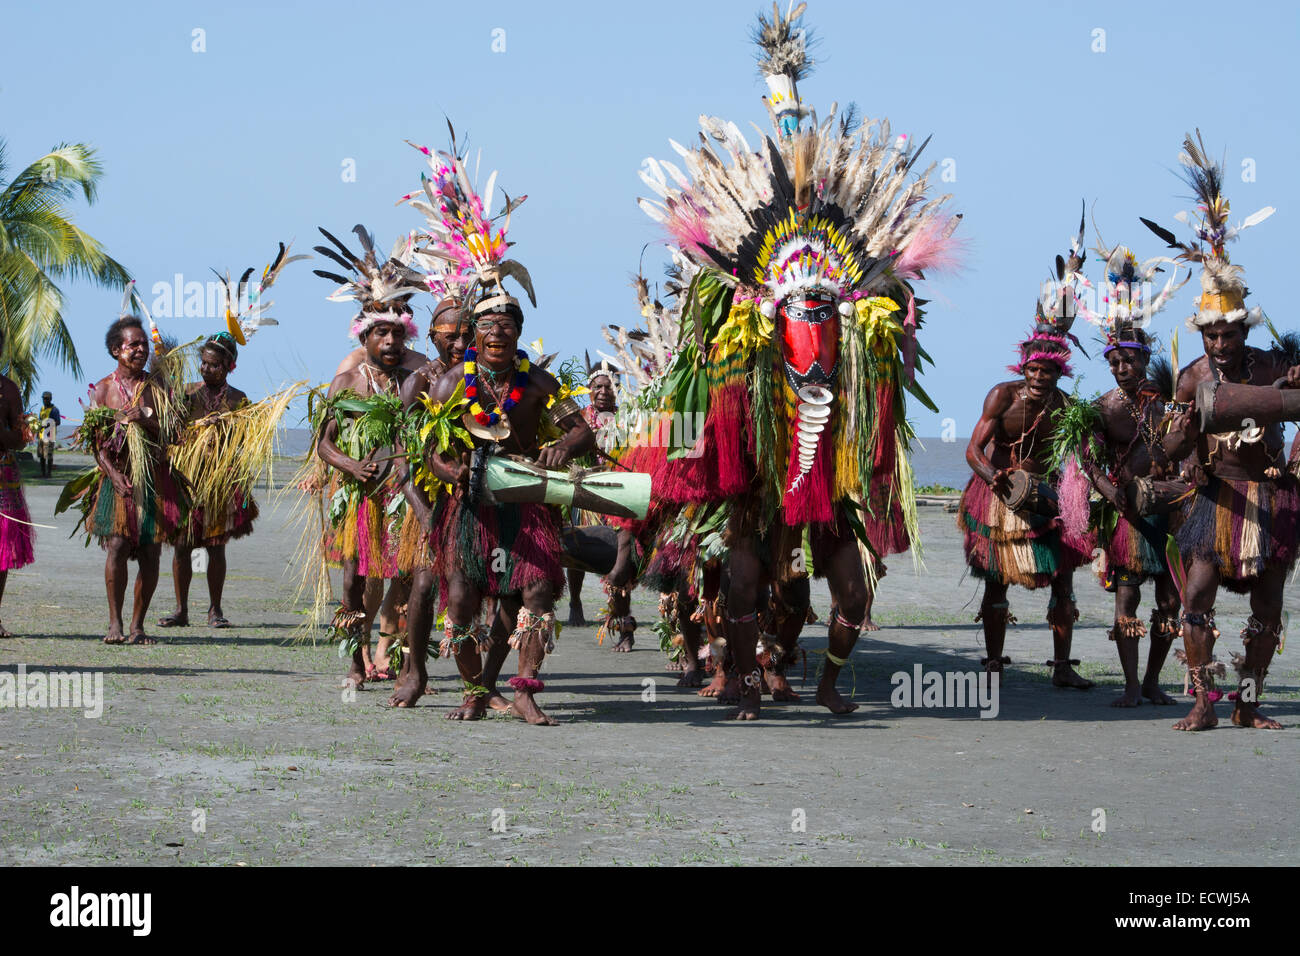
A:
623 4 961 719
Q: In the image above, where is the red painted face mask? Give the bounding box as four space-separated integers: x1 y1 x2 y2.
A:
779 293 839 391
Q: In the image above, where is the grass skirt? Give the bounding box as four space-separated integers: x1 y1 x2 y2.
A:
1174 474 1300 593
640 535 686 593
957 474 1063 590
1101 512 1167 583
396 505 433 574
324 475 399 579
86 464 185 554
0 453 35 571
178 489 257 548
431 496 564 603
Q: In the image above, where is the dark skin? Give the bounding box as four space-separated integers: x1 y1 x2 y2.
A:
964 360 1092 689
91 325 165 645
318 319 411 688
0 369 28 637
726 516 865 719
421 311 595 725
157 346 247 629
1163 321 1300 730
388 320 479 709
568 372 617 632
1084 348 1178 707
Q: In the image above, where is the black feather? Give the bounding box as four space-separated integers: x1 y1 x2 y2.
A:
313 269 351 286
1147 355 1175 402
352 224 376 260
1269 329 1300 368
313 245 356 274
1055 254 1066 281
317 227 364 270
1139 217 1180 248
236 267 255 303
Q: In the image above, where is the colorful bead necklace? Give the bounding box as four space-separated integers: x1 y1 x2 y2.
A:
464 347 530 427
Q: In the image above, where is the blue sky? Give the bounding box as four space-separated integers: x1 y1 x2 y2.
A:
5 0 1297 435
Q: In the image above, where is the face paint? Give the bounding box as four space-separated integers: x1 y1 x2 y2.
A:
778 291 839 391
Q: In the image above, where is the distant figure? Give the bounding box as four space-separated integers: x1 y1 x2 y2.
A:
37 391 61 477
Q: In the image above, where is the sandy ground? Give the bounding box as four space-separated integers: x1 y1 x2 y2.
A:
1 456 1297 866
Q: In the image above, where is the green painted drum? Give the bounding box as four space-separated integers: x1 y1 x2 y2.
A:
481 454 651 519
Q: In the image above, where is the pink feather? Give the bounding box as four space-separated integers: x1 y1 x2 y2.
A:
893 216 966 279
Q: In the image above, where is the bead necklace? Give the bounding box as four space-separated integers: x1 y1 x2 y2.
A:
464 348 530 427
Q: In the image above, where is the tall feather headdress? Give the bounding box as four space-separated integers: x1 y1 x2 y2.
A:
211 241 310 347
755 2 813 138
401 123 536 324
1140 130 1274 331
1086 222 1187 354
312 224 426 340
1010 203 1093 377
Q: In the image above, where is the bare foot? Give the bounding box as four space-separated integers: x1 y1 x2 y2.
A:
1173 698 1218 731
664 658 686 672
388 671 426 708
815 681 859 714
1141 682 1177 705
208 611 232 629
567 606 586 628
677 667 703 688
125 629 156 646
0 620 13 639
1231 703 1283 730
104 623 126 645
726 689 761 721
765 669 802 702
486 691 512 713
508 691 557 726
1111 684 1142 708
862 618 881 632
698 670 729 698
342 659 365 690
1051 665 1094 689
446 694 487 720
156 611 188 628
613 633 634 653
717 675 741 705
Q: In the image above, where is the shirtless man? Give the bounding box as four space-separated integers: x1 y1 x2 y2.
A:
418 302 595 724
389 297 476 708
332 336 427 673
1163 323 1300 730
317 312 414 687
1140 135 1298 729
86 317 185 646
1083 330 1180 707
158 334 250 629
959 351 1093 689
567 368 620 634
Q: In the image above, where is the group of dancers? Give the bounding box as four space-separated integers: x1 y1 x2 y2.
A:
1 4 1295 733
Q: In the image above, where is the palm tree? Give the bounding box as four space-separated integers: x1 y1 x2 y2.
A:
0 140 130 402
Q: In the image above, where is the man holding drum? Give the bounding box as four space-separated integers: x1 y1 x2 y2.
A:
401 137 595 724
958 218 1093 690
1144 133 1299 730
1074 242 1187 708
